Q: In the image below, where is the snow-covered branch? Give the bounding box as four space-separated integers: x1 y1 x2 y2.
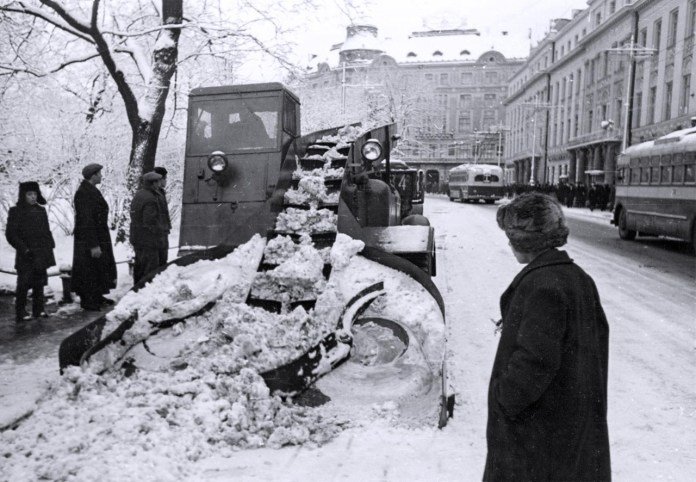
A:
0 52 101 76
1 3 94 43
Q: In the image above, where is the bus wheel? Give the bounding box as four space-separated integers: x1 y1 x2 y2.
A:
618 208 636 240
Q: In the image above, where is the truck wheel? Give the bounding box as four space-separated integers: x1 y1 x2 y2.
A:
618 208 636 240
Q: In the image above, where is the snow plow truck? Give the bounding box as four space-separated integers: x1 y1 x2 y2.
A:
59 82 454 428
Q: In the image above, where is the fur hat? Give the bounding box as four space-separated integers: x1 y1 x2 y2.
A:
82 163 103 179
18 181 47 205
496 193 569 253
153 166 168 178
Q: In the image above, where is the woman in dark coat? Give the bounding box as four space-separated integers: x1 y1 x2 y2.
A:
5 181 56 321
485 193 610 481
72 163 117 311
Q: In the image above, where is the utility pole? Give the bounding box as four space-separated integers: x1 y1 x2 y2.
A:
519 101 552 186
606 38 656 152
491 125 511 168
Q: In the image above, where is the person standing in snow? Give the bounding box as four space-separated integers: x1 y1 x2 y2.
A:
72 163 117 311
153 166 172 267
485 192 611 481
5 182 56 322
130 171 168 285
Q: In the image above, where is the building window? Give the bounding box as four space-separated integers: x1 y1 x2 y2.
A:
639 28 648 47
609 1 616 14
596 12 602 27
588 109 594 132
653 19 662 51
485 71 498 83
664 82 673 119
433 50 443 57
647 86 657 124
681 74 692 114
460 49 471 56
461 72 473 84
459 94 472 107
484 93 497 101
440 73 449 85
667 9 679 48
688 1 696 38
425 73 434 82
407 52 417 58
633 91 643 128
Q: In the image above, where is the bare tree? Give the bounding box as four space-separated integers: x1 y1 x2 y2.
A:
0 0 313 241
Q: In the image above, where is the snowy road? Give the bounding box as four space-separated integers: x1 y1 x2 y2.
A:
194 196 696 481
2 195 694 481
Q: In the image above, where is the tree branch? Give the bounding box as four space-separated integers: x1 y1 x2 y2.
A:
1 4 93 43
0 52 101 77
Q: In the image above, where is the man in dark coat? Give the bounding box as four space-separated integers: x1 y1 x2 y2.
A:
72 163 117 311
5 181 56 321
153 166 172 267
130 171 169 285
588 182 598 211
485 193 611 481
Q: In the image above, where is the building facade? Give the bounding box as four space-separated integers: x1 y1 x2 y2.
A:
505 0 696 188
297 25 525 191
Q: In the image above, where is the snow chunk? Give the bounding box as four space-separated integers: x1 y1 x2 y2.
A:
275 207 337 235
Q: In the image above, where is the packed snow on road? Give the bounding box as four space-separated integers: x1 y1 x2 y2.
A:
1 196 694 481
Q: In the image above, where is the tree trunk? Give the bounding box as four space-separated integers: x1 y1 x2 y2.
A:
115 0 182 243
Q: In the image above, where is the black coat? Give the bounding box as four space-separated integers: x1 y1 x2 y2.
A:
130 186 169 248
485 249 610 482
72 180 117 294
5 203 56 274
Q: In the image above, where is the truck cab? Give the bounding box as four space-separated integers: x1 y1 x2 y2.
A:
179 83 301 253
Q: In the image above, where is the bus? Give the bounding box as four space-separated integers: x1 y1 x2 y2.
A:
612 126 696 254
447 164 504 204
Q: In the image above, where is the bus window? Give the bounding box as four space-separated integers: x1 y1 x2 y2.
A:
686 165 695 183
640 167 650 184
650 166 660 184
630 168 640 184
673 165 685 183
660 166 673 184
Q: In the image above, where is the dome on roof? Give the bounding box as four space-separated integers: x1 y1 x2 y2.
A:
339 24 384 63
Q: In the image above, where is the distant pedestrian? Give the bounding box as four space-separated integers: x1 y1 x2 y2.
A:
485 192 611 481
5 182 56 322
588 182 598 211
130 171 169 285
153 166 172 267
72 163 117 311
566 183 576 208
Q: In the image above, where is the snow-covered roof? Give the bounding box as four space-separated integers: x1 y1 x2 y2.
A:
306 27 529 72
385 29 529 64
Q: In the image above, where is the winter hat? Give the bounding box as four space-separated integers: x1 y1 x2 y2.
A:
496 193 569 253
153 166 168 178
18 181 47 205
142 171 162 183
82 163 103 179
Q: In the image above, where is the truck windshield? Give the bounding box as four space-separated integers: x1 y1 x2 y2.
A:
189 97 279 153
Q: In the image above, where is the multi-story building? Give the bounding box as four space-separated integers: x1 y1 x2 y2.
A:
505 0 695 188
297 25 526 191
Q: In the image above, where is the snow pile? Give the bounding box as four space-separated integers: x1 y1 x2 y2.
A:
317 125 362 145
275 207 337 234
329 233 365 270
251 244 326 302
0 364 345 481
283 175 339 206
102 235 266 337
292 166 344 180
351 322 407 366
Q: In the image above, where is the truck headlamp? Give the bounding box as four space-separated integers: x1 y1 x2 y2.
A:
207 151 228 173
361 139 383 162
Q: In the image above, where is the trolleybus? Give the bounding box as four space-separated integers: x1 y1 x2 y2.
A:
447 164 504 204
612 126 696 254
